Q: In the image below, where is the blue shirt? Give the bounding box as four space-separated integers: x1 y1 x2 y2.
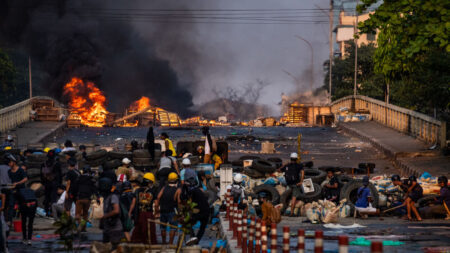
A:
355 186 372 208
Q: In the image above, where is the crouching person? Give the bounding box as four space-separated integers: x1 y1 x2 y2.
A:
355 176 379 218
99 177 123 250
420 176 450 219
258 192 281 227
226 173 247 211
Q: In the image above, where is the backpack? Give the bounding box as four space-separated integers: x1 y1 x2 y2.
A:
119 202 133 231
42 162 55 181
230 185 243 203
284 164 301 185
268 203 281 224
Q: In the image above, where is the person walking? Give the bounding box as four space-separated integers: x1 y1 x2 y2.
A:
99 177 123 250
0 190 8 252
64 158 80 215
41 150 62 216
155 172 181 245
17 187 37 245
74 166 97 232
131 173 157 244
6 154 28 222
279 153 304 216
160 133 177 157
119 181 135 242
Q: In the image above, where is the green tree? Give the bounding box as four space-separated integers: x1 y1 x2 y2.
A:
0 48 17 108
324 42 384 101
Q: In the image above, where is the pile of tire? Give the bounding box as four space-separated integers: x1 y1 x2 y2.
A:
280 183 323 209
339 179 379 213
304 169 327 184
85 149 108 167
24 153 46 198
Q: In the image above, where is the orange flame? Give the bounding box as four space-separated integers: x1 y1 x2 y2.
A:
63 77 108 127
130 96 151 112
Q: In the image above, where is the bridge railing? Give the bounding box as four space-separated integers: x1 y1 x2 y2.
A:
0 96 60 134
330 95 447 147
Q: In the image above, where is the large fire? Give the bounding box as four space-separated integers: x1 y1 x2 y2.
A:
129 96 151 112
63 77 108 127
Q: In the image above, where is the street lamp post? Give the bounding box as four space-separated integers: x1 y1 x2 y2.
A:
295 35 314 92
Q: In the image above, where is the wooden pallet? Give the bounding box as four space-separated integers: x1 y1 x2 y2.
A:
36 108 59 121
32 99 54 109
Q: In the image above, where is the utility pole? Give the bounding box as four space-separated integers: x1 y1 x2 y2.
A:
353 0 358 97
328 0 334 103
28 57 33 98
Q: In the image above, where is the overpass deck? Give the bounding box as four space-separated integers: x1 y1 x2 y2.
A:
340 121 449 177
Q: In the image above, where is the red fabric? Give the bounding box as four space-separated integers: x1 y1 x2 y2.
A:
131 211 157 244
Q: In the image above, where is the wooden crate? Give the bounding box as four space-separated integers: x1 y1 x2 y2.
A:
67 119 81 128
32 99 54 109
36 108 59 121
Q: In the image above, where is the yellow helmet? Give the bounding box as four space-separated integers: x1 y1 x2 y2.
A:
143 172 155 182
4 146 11 150
168 172 178 182
44 147 51 153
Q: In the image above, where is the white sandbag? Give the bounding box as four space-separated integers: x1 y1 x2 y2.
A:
339 205 351 218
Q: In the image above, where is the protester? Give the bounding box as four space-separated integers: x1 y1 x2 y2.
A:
183 174 210 246
0 156 11 223
198 171 208 191
420 176 450 219
130 140 139 152
119 181 135 241
64 158 80 215
211 152 223 171
355 176 379 218
0 190 8 252
160 132 177 156
279 153 304 216
17 187 37 245
322 168 339 203
6 154 28 222
0 135 14 150
99 177 123 250
155 172 181 245
196 146 205 162
146 126 155 161
405 175 423 221
116 158 133 181
61 140 76 153
74 166 97 231
201 127 216 164
131 173 157 244
258 192 281 226
78 145 87 160
157 150 178 188
51 185 66 220
41 150 62 216
180 159 198 185
226 173 247 210
100 165 117 186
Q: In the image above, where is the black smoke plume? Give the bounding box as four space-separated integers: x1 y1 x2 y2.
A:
0 0 193 117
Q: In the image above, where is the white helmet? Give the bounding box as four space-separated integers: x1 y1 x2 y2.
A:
182 158 191 166
6 135 13 141
122 158 131 165
234 173 243 183
290 152 298 159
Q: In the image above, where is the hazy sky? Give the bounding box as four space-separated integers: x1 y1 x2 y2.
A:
131 0 330 115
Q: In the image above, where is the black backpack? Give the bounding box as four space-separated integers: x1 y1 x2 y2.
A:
284 164 301 185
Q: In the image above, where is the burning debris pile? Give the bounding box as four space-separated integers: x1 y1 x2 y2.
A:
63 77 180 127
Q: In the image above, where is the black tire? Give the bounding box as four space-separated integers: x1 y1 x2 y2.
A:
280 188 293 212
231 160 243 167
232 166 243 173
103 159 122 170
318 166 342 173
416 194 439 208
298 183 322 203
239 155 260 161
253 184 280 205
25 161 43 169
26 168 41 179
267 157 282 168
133 149 151 158
108 151 132 160
132 157 154 167
301 161 314 168
86 149 107 161
304 169 327 184
340 180 379 212
242 168 265 178
26 154 47 163
86 157 107 167
251 159 276 174
336 174 353 187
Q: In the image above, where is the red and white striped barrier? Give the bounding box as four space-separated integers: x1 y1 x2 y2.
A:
225 189 231 220
228 201 234 231
297 229 305 253
255 218 261 253
242 213 248 253
237 210 243 247
282 226 289 253
338 235 348 253
314 230 324 253
261 221 268 253
232 204 238 238
271 223 277 253
248 216 255 253
371 241 383 253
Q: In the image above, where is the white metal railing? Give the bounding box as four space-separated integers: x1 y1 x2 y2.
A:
330 95 447 147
